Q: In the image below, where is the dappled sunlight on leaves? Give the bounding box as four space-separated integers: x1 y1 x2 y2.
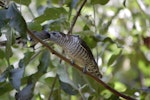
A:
0 0 150 99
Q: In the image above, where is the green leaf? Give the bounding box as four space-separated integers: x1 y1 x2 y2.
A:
109 95 119 100
19 52 34 68
57 66 78 95
74 31 98 48
124 88 137 95
0 81 13 96
0 73 6 83
52 89 61 100
101 90 112 99
83 35 98 49
0 66 13 83
72 0 79 8
28 72 44 83
51 0 60 4
96 34 114 43
29 7 67 30
96 34 122 48
67 0 79 20
0 9 7 21
59 80 78 95
45 77 59 88
0 9 8 35
114 82 126 92
15 83 34 100
123 0 126 7
48 19 69 31
38 50 50 73
9 67 24 91
0 71 42 96
91 0 110 5
27 22 42 31
83 25 90 30
0 49 5 59
108 50 122 66
13 0 31 6
5 28 13 64
34 7 67 23
72 69 86 86
6 2 27 38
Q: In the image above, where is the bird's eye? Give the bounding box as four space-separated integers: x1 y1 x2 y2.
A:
52 32 57 35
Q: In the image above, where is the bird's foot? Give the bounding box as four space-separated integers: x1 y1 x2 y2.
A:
70 60 75 65
83 66 87 73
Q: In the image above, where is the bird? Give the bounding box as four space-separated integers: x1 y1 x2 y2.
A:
46 31 103 79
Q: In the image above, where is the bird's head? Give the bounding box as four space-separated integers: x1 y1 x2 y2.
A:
46 31 67 42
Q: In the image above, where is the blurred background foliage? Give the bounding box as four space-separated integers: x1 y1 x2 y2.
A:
0 0 150 100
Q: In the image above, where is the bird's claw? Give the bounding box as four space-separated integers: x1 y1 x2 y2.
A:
83 66 87 73
71 60 74 65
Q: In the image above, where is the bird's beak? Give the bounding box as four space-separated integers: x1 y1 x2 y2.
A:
43 31 51 39
31 30 50 40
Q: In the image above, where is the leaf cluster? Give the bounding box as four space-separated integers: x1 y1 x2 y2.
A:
0 0 150 100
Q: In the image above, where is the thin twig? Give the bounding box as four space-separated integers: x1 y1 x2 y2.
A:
48 76 58 100
93 5 99 62
67 0 87 34
27 29 136 100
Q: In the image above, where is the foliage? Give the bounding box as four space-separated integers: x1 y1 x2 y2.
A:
0 0 150 100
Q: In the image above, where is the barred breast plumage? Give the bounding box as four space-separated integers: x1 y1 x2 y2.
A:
47 31 102 79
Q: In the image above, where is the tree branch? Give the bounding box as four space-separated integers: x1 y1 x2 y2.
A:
48 76 58 100
27 29 136 100
67 0 87 34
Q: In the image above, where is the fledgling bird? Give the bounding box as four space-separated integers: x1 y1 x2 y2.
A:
46 31 103 79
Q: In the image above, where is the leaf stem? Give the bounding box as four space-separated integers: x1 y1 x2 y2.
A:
67 0 87 34
48 76 58 100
